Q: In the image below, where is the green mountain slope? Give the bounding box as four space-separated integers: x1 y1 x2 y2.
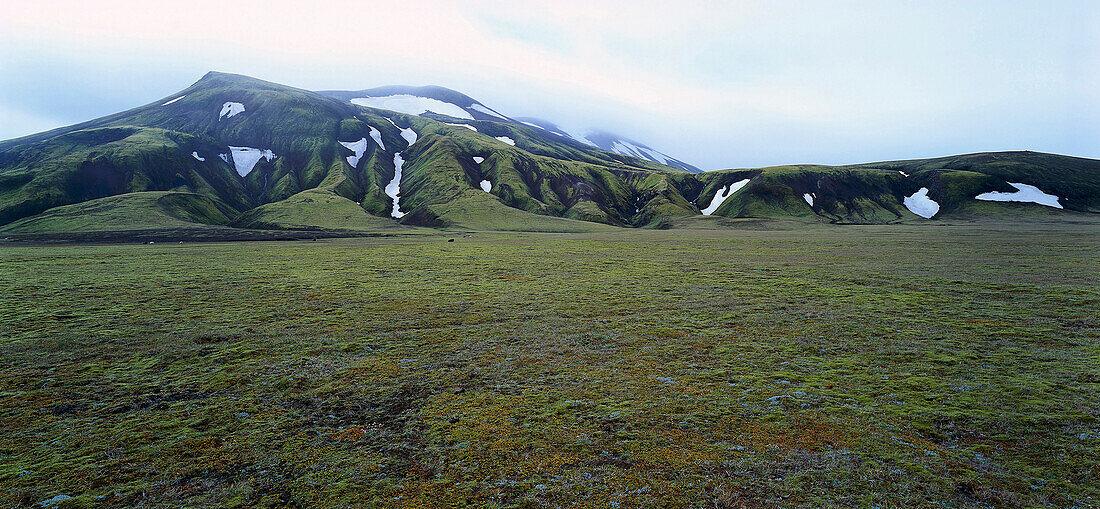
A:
0 191 230 233
853 151 1100 213
230 189 410 232
1 71 1096 236
0 72 695 234
0 126 249 225
691 152 1099 223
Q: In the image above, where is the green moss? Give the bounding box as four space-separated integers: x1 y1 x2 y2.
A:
1 223 1097 506
0 191 231 233
230 189 413 232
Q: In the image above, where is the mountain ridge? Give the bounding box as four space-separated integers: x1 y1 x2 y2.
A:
317 85 702 172
1 71 1097 237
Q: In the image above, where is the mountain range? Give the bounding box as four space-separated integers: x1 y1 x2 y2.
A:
1 71 1097 238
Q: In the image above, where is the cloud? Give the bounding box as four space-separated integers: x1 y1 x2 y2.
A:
1 0 1097 168
0 103 70 141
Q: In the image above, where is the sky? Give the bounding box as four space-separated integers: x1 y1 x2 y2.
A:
1 0 1097 170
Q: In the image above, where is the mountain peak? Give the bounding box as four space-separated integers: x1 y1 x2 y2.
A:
189 71 288 91
318 85 511 122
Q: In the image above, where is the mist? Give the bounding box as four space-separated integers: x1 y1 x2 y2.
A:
1 0 1096 170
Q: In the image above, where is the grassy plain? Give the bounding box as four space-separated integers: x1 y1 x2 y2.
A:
1 221 1098 507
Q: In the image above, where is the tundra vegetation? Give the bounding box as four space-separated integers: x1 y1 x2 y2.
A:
1 219 1098 507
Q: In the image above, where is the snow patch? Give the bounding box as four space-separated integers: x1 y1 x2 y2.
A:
480 180 492 193
472 156 485 164
470 103 507 119
558 126 595 146
218 153 228 163
162 96 185 106
803 193 814 206
603 139 675 166
191 151 205 162
219 102 245 120
228 146 276 177
521 121 545 130
610 140 646 159
339 138 370 168
899 171 910 177
400 127 417 146
445 122 478 132
386 153 406 218
903 187 940 218
384 118 417 146
368 126 385 150
975 182 1062 209
351 95 473 120
701 179 751 215
639 146 673 166
495 136 515 146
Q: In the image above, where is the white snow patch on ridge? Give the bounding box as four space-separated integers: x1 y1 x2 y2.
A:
369 126 385 150
191 152 205 162
495 136 515 146
803 193 814 206
639 147 673 166
228 146 275 176
400 127 417 146
351 95 473 120
521 121 545 130
218 153 229 163
472 156 485 164
558 126 594 146
604 139 677 167
387 153 406 218
701 179 750 215
339 138 370 168
904 187 939 218
470 103 506 119
612 140 668 165
611 140 646 159
445 122 478 132
163 96 185 106
480 180 492 193
219 102 245 120
975 182 1062 209
385 118 417 146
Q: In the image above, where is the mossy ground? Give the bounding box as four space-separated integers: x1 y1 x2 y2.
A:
1 222 1098 507
0 192 232 234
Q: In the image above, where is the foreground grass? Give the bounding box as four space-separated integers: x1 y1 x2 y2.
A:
1 223 1098 507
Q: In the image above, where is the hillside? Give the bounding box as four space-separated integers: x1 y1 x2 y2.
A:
0 72 691 235
687 152 1100 223
318 88 702 172
0 72 1097 238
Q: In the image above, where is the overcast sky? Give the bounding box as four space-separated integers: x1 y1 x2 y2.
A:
1 0 1096 169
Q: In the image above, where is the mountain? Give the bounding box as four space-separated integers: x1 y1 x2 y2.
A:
585 131 701 174
1 71 1097 239
683 151 1100 225
0 72 690 235
318 86 702 172
513 117 702 173
318 85 514 123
